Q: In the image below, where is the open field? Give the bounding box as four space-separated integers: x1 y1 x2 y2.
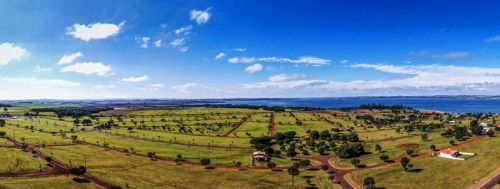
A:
41 145 333 189
0 176 101 189
1 104 499 189
352 136 500 189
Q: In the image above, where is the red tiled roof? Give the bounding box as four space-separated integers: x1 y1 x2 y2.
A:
440 148 457 155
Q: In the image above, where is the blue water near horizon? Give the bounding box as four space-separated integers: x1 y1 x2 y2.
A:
222 97 500 113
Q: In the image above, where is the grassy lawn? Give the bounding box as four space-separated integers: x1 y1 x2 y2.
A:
233 113 270 137
41 145 333 189
108 128 252 147
0 126 73 145
336 132 455 168
0 176 101 189
352 136 500 189
0 148 48 173
74 132 259 165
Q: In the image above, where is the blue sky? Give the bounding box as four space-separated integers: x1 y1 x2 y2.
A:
2 0 500 99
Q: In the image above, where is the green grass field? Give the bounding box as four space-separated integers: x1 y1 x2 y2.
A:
352 136 500 189
41 145 333 189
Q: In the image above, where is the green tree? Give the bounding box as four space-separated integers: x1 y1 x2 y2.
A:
363 177 376 189
287 166 300 188
351 158 361 167
200 158 210 166
0 119 5 127
379 154 390 162
400 157 411 171
375 144 382 152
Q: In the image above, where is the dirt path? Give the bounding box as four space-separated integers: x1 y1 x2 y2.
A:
269 112 276 137
479 173 500 189
4 137 113 189
223 114 252 137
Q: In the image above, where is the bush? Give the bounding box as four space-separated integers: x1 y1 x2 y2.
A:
200 158 211 166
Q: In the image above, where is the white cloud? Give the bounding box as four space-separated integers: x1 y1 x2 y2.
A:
486 35 500 42
121 75 149 82
60 62 112 76
66 22 125 41
228 57 256 63
215 52 226 60
57 52 83 65
244 64 263 73
0 43 27 66
190 9 211 24
150 84 165 88
1 77 80 87
139 83 165 91
241 79 328 89
175 25 192 35
140 37 151 48
433 52 471 59
178 46 189 52
228 56 331 66
154 40 162 47
239 64 500 96
339 59 349 64
35 66 52 72
170 38 186 47
268 74 305 82
171 83 198 94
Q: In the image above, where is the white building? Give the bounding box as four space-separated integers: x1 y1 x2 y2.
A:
438 148 475 160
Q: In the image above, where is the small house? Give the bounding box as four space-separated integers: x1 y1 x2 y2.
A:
438 147 475 160
438 148 459 158
252 151 268 162
482 127 493 134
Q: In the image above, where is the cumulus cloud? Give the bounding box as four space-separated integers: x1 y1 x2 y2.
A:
170 38 186 47
66 22 125 41
60 62 112 76
228 56 331 66
121 75 149 82
190 9 211 24
244 64 263 73
140 37 151 48
215 52 226 60
0 42 27 65
57 52 83 65
154 40 162 47
138 83 165 91
175 25 192 35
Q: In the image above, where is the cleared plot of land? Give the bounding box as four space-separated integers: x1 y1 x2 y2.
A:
233 113 270 137
352 136 500 189
336 133 453 168
41 145 333 189
0 176 101 189
0 126 73 145
275 113 307 135
108 128 251 147
74 132 259 165
0 148 48 173
356 129 408 141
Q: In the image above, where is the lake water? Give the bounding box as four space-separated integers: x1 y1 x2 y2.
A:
222 97 500 113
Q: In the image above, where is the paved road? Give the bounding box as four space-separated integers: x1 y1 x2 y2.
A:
479 173 500 189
